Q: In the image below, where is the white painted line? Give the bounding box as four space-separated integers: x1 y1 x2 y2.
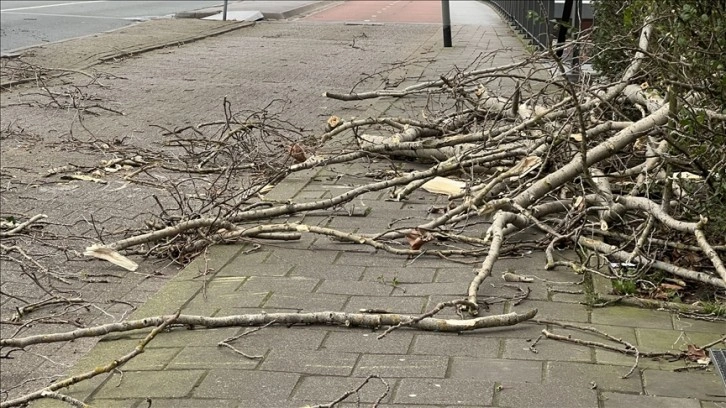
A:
1 11 130 20
1 1 107 12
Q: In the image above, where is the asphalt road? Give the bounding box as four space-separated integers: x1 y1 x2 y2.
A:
0 0 221 52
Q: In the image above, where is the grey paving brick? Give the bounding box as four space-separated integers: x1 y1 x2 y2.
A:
391 282 467 296
193 369 300 406
601 392 701 408
323 330 414 354
450 357 542 383
180 244 247 279
77 400 142 408
344 295 427 314
202 290 268 311
96 370 205 399
264 248 339 265
239 276 319 294
413 333 501 358
545 361 642 393
289 264 365 280
636 328 723 352
354 354 448 378
502 337 593 362
496 383 598 408
643 370 726 400
316 279 393 296
136 399 239 408
260 349 358 375
361 266 437 283
121 347 180 371
335 251 406 267
394 378 495 405
134 327 240 348
292 376 394 404
509 299 590 322
167 345 263 370
216 263 292 277
263 292 348 311
223 326 326 351
434 266 478 283
591 306 674 329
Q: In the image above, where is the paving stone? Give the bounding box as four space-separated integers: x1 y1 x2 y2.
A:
202 290 268 311
216 263 292 277
673 315 726 333
239 276 319 294
222 326 326 351
260 349 358 375
391 282 466 296
354 354 448 378
636 328 724 352
180 244 247 279
193 369 300 406
344 295 427 314
126 281 202 318
595 349 695 370
293 376 394 404
263 292 348 311
591 306 674 329
434 267 477 283
289 264 365 280
167 345 263 370
323 329 414 354
144 327 241 348
361 266 437 283
121 347 180 371
316 279 393 296
601 392 701 408
496 383 598 408
413 333 501 358
137 399 239 408
502 337 593 362
264 248 339 265
545 361 642 393
96 370 205 399
509 299 590 322
76 400 142 408
394 378 495 405
643 370 726 401
335 251 406 267
450 357 542 383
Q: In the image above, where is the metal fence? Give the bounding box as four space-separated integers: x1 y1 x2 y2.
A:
488 0 556 50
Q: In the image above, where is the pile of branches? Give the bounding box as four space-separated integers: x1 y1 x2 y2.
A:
82 17 724 311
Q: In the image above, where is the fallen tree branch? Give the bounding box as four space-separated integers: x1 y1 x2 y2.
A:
1 310 538 349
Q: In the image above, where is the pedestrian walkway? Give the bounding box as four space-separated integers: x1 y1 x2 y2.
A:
5 2 724 407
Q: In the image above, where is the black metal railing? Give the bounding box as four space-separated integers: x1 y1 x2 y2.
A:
488 0 556 50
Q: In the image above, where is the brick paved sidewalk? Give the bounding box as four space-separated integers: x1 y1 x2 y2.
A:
3 3 724 408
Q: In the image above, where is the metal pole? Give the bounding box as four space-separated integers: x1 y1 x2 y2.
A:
442 0 452 47
223 0 228 21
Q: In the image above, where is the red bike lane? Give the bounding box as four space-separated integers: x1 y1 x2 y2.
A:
303 0 442 24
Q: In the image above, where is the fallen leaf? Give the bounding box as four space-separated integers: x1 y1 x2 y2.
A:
61 174 107 184
84 244 138 271
289 144 307 163
421 177 466 196
405 229 433 250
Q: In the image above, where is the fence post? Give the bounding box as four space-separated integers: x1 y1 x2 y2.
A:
223 0 228 21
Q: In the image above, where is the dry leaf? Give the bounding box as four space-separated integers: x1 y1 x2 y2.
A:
405 229 433 250
289 144 307 163
61 174 107 184
326 115 342 131
510 156 542 178
421 177 466 196
84 244 138 271
502 272 534 282
685 344 709 364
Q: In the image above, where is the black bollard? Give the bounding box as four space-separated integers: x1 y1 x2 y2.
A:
442 0 452 47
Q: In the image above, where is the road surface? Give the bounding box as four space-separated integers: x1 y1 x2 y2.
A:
303 0 499 25
0 0 219 52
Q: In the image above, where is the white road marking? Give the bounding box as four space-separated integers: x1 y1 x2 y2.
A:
1 11 133 20
1 1 107 12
